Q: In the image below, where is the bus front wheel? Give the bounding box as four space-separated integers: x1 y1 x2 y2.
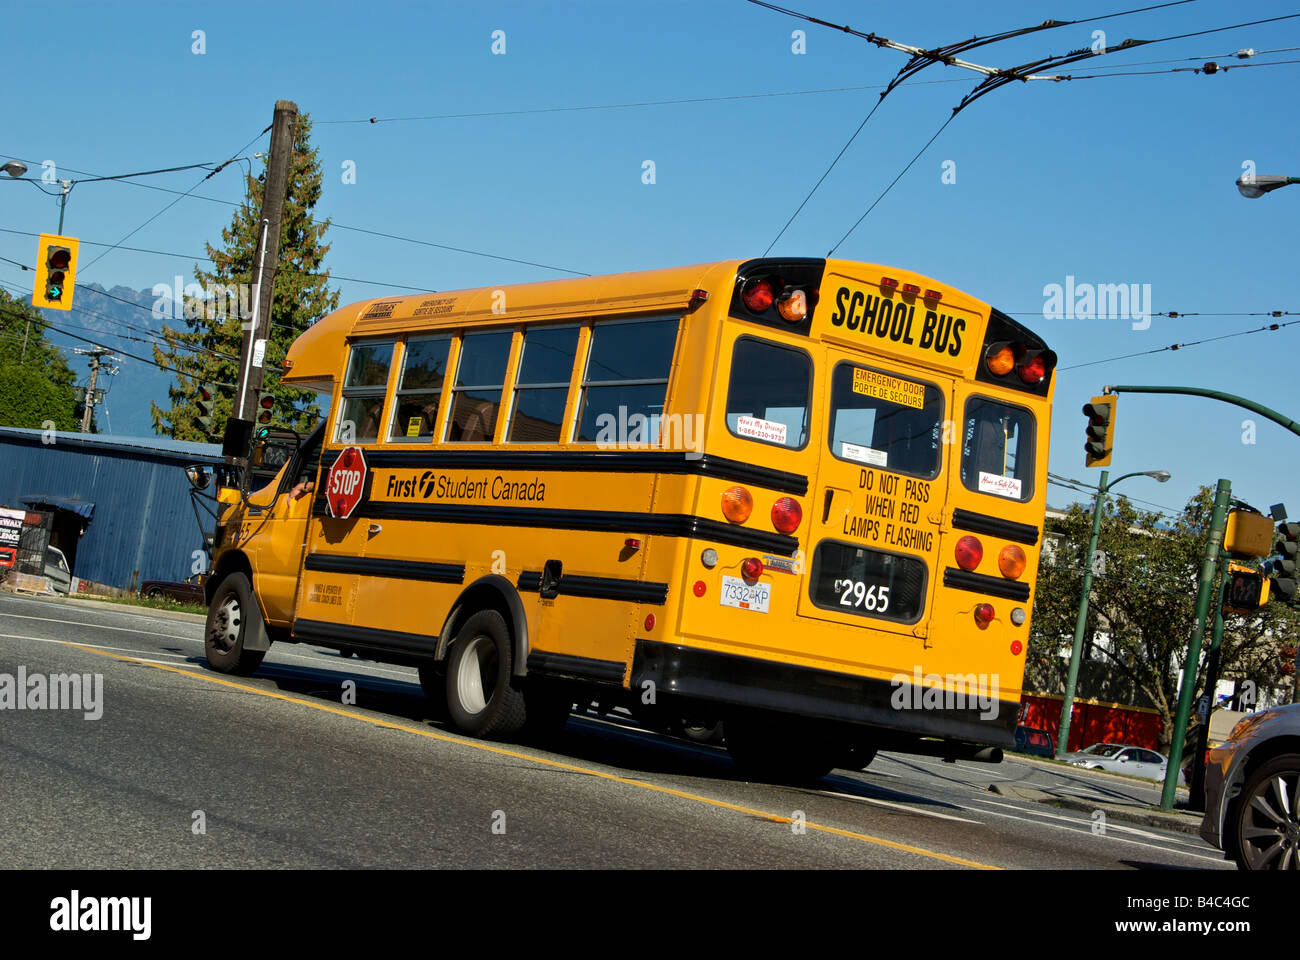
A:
203 573 266 676
444 610 527 738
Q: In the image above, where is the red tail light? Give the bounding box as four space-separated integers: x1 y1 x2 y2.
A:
924 289 942 301
742 279 774 312
1017 354 1047 384
974 603 995 628
771 497 802 533
955 535 983 571
880 277 899 289
741 557 763 584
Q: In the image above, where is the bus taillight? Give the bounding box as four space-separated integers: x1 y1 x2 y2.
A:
741 557 763 584
771 497 802 533
721 485 753 523
998 544 1027 579
974 603 995 628
776 288 808 323
1017 353 1047 384
742 279 775 312
986 344 1015 376
955 535 983 571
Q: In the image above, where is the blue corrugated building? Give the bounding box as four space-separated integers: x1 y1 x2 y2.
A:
0 428 222 591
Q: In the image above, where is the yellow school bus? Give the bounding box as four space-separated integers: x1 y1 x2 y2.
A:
204 257 1056 781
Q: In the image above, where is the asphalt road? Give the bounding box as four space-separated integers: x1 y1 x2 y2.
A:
0 592 1233 870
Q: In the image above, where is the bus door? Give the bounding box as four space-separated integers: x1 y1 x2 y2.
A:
795 351 953 656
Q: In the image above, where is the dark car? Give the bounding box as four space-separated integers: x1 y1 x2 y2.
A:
138 572 206 604
1200 703 1300 870
1012 725 1056 759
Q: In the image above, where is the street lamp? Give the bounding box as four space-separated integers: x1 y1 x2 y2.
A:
1236 174 1299 199
1055 468 1171 758
2 160 27 178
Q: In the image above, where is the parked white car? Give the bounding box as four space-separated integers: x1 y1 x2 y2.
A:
1063 742 1185 783
44 546 72 594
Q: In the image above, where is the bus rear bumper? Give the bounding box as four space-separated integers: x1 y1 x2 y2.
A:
631 640 1018 749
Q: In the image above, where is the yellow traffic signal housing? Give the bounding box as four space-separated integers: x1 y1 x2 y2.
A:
1083 395 1117 467
1224 562 1269 614
1225 510 1275 559
32 233 79 311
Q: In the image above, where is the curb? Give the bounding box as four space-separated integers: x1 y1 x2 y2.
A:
1045 794 1205 836
5 591 207 625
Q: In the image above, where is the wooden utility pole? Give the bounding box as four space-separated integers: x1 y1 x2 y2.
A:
236 99 298 423
74 346 117 433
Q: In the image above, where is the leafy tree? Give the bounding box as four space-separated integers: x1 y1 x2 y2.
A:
151 111 339 440
1028 486 1299 753
0 288 80 430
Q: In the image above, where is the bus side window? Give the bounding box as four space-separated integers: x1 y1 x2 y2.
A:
336 341 394 443
447 330 513 442
574 316 679 443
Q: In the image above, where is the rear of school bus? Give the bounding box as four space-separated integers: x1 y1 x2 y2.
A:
629 257 1056 776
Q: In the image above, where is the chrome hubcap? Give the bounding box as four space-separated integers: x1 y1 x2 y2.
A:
456 635 497 715
1243 770 1300 870
209 596 241 654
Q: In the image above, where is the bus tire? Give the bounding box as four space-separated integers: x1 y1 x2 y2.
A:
444 610 527 738
204 572 266 676
725 714 837 784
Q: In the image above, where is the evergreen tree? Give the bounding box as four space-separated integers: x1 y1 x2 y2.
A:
152 111 339 440
0 288 81 430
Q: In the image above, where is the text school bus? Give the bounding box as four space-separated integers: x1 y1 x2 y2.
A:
203 257 1056 781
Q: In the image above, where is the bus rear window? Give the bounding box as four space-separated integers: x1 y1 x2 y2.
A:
828 364 941 477
725 337 810 449
961 397 1035 501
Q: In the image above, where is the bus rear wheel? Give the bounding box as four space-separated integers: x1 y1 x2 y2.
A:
203 572 266 676
444 610 526 739
724 714 838 784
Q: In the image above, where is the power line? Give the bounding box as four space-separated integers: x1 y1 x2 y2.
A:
1060 316 1300 371
76 127 271 278
318 79 972 125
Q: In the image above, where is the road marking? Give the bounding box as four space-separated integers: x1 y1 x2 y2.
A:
964 798 1225 864
0 633 195 660
0 612 197 643
967 797 1213 851
817 790 981 823
45 638 1001 870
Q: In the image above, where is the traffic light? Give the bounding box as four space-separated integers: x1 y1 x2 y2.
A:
1224 563 1269 613
1083 395 1117 467
31 233 79 311
257 393 275 426
1267 522 1300 603
195 382 216 435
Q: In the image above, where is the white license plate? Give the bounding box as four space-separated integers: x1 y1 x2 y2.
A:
719 575 770 613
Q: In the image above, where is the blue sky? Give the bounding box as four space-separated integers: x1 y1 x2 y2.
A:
2 0 1298 519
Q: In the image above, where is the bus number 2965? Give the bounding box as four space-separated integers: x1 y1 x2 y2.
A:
834 579 890 612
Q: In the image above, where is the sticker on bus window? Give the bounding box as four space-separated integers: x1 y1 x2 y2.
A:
840 442 887 466
978 472 1022 499
406 417 422 438
851 368 925 410
735 415 787 445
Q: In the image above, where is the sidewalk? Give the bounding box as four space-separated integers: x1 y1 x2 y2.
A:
0 588 207 625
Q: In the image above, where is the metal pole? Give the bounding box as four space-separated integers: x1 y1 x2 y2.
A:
1161 478 1232 810
1057 469 1108 757
57 181 69 234
1187 559 1228 812
1110 385 1300 439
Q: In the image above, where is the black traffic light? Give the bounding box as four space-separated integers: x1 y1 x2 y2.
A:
257 393 275 426
1083 395 1117 467
1224 563 1269 614
195 382 216 435
1267 522 1300 603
